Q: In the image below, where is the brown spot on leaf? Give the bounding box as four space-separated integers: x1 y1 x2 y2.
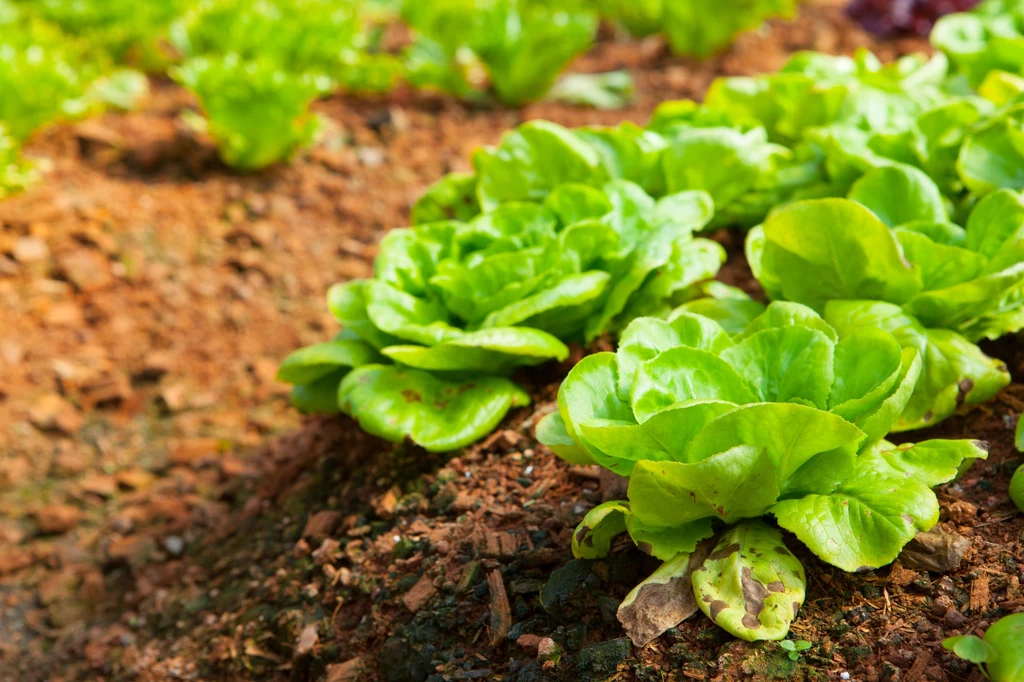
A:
575 526 590 545
400 389 422 403
766 581 785 593
774 546 790 556
741 567 769 623
742 614 762 629
793 601 800 617
902 513 914 526
709 600 729 620
709 543 740 561
972 440 990 453
956 378 973 406
922 411 933 422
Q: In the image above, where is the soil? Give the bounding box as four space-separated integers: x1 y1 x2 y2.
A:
1 2 1022 681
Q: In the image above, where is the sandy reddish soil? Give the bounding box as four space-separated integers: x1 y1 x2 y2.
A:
1 4 1022 681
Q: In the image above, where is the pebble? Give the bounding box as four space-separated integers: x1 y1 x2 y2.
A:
163 535 185 557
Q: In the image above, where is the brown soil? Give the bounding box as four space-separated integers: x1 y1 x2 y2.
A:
2 3 1022 681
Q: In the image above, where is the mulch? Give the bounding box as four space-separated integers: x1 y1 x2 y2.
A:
0 3 1021 681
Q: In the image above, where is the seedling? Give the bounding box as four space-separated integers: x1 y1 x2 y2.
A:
779 639 812 661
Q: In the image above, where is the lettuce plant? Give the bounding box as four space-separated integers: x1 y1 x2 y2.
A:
699 48 1024 207
425 117 820 231
0 28 91 143
279 177 726 450
171 55 326 171
746 174 1022 429
943 613 1024 681
932 0 1024 87
401 0 598 106
0 126 35 198
171 0 401 94
597 0 801 58
538 302 987 641
18 0 187 68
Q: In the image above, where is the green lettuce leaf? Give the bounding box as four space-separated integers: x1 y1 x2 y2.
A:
337 364 529 452
755 199 923 312
474 120 610 210
771 453 941 572
847 165 948 227
691 520 806 642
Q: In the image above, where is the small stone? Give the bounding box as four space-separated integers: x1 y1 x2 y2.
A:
36 504 83 534
944 608 967 628
58 249 113 292
163 535 185 557
295 624 319 657
29 393 84 434
536 638 562 664
12 236 49 263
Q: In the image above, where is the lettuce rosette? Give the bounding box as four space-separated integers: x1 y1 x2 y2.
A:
746 170 1022 430
435 116 821 232
537 302 987 642
932 0 1024 88
280 179 726 451
700 48 1024 207
596 0 800 59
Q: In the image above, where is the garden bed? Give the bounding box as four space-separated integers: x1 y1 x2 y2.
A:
1 3 1022 681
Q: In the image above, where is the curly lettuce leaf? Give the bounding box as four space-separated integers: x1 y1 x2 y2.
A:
411 173 481 225
474 120 610 210
825 300 1009 429
171 55 323 171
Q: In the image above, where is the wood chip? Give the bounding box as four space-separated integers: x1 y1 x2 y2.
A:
970 574 990 613
326 657 366 682
302 511 342 541
487 569 511 646
402 574 436 613
294 623 319 657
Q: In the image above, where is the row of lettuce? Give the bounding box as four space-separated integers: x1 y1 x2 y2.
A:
0 0 802 182
279 0 1024 648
